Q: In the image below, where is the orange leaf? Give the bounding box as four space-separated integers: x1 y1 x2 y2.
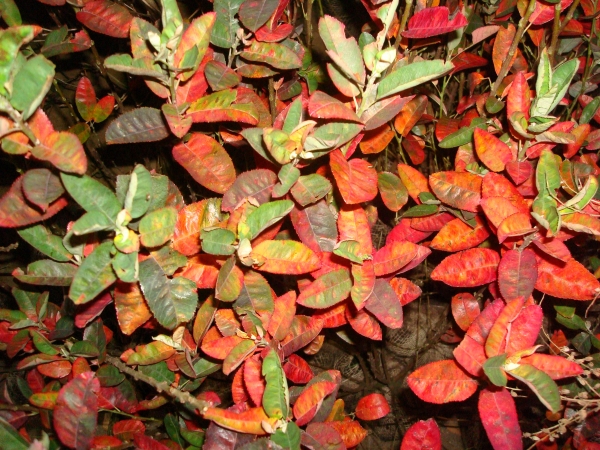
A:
430 216 490 252
293 381 337 426
407 359 478 404
338 205 373 254
492 24 517 75
398 163 431 203
114 281 152 336
202 406 275 435
394 95 428 137
345 307 382 340
172 200 219 255
429 171 482 213
481 173 528 214
330 150 378 204
431 248 500 287
390 277 422 306
327 420 368 448
536 257 600 300
473 128 512 172
373 241 418 276
268 291 297 341
201 332 243 360
359 124 395 154
485 297 525 358
179 254 221 289
355 393 390 420
520 354 583 380
251 240 321 275
481 197 521 228
497 213 533 243
308 90 361 122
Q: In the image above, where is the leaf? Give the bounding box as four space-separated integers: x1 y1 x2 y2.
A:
293 381 337 426
473 128 512 172
397 163 431 202
297 269 352 309
246 199 294 240
536 150 561 194
205 60 241 91
201 228 236 256
372 241 418 277
485 297 526 357
403 6 467 39
364 279 403 329
451 293 480 332
75 76 96 122
240 40 302 70
53 372 100 450
222 339 256 375
377 60 453 100
188 91 259 125
238 0 279 32
520 354 583 380
291 174 332 207
506 364 560 413
330 150 377 204
262 348 289 419
377 171 408 212
222 169 277 212
211 0 245 48
173 13 216 80
139 253 198 330
172 133 236 195
69 242 116 304
478 387 523 450
251 240 321 274
290 201 338 253
61 174 120 227
400 419 441 450
13 260 76 286
308 90 360 123
215 256 244 302
268 291 297 341
355 393 390 421
535 257 600 301
114 282 152 335
76 0 133 38
172 199 222 255
202 406 276 435
407 359 478 404
492 23 517 75
283 353 313 384
105 107 169 144
430 216 489 252
21 168 65 212
362 95 414 131
431 248 500 288
42 28 92 58
139 207 176 248
498 249 537 302
507 72 530 121
17 224 70 262
10 55 55 120
429 171 482 213
282 316 323 356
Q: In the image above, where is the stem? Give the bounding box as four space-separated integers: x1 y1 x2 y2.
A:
548 2 562 65
491 0 537 96
106 355 209 414
91 44 124 112
395 0 413 51
558 0 581 36
268 77 277 126
305 0 313 51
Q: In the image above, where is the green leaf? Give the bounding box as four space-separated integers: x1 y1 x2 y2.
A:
71 211 116 235
124 165 152 219
0 26 36 96
238 0 279 32
18 224 72 262
245 200 294 240
112 250 138 283
69 242 117 304
547 58 579 114
211 0 244 48
438 117 487 148
290 174 332 207
215 256 244 302
535 48 552 98
61 173 121 222
139 254 198 330
138 361 176 384
104 54 167 80
223 339 256 374
333 240 368 264
105 107 170 144
201 228 236 255
580 97 600 124
0 0 21 26
10 54 55 120
283 98 303 134
0 418 29 450
96 365 125 387
22 168 65 212
402 204 438 218
262 348 289 419
31 329 58 355
13 260 77 286
483 354 508 387
507 364 561 413
296 269 352 309
70 340 99 357
160 0 183 27
377 60 453 100
139 207 177 248
273 164 301 198
536 150 561 193
531 194 561 236
271 422 301 450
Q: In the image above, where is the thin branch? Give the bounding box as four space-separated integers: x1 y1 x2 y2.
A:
548 2 562 64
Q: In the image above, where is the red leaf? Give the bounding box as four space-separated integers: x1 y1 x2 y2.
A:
290 201 338 253
355 393 390 420
485 297 526 357
243 355 264 406
507 72 531 121
345 307 382 340
530 0 574 25
373 241 418 277
308 91 361 122
112 419 145 441
402 134 426 165
454 334 487 378
481 173 528 214
54 372 100 449
76 77 97 122
498 249 537 302
467 299 505 346
179 255 221 289
283 353 314 384
478 387 523 450
133 433 171 450
407 359 478 404
398 163 431 202
505 304 543 354
429 171 482 213
390 277 422 306
401 418 442 450
76 0 133 38
403 6 468 39
451 293 481 332
173 133 236 195
431 248 500 287
330 150 378 204
387 219 432 244
0 175 67 228
536 257 600 300
364 279 403 329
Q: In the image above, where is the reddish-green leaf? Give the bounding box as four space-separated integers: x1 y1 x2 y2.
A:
373 241 418 277
429 171 482 213
173 133 236 195
431 248 500 287
205 60 241 91
290 174 332 207
535 257 600 300
31 131 87 175
293 381 337 426
520 354 583 380
361 95 413 131
76 0 133 38
282 316 323 356
364 279 403 329
239 0 279 32
290 200 338 253
75 76 96 122
330 150 378 204
478 387 522 450
53 372 100 449
222 169 277 212
21 168 64 212
173 13 215 80
498 249 537 302
403 6 468 39
355 393 390 421
297 269 352 309
407 359 478 404
506 364 560 412
473 128 513 172
451 293 481 332
127 341 176 365
223 339 256 375
106 107 169 144
215 256 244 302
251 240 321 275
203 406 276 435
400 418 441 450
139 206 177 248
378 171 408 212
268 291 296 341
308 90 360 123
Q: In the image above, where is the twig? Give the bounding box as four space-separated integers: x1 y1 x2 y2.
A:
268 77 277 126
491 0 536 96
106 355 209 414
548 2 562 65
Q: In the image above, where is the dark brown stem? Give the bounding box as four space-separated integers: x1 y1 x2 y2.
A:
268 77 277 126
491 0 536 96
548 2 562 65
